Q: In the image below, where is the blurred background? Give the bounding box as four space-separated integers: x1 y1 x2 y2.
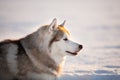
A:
0 0 120 80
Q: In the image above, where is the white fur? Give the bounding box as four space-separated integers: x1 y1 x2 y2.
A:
51 34 80 64
6 44 18 74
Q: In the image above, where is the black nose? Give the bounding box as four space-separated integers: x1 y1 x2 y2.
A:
79 45 83 49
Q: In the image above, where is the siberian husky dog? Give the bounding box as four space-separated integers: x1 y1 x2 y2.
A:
0 18 83 80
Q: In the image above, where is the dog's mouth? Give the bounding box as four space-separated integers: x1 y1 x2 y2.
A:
66 51 79 55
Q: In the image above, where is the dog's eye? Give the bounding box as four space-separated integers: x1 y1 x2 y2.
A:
63 38 68 41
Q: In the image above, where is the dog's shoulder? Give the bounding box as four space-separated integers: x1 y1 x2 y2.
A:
0 39 12 45
0 39 15 55
0 39 26 56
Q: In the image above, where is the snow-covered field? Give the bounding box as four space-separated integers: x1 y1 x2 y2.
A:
0 0 120 80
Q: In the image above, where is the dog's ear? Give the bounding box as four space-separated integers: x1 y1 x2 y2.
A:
49 18 57 32
59 20 66 27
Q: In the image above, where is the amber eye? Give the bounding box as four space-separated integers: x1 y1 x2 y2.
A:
63 38 68 41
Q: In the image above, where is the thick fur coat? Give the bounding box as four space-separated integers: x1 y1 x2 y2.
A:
0 18 83 80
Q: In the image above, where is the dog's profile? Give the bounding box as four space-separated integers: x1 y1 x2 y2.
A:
0 18 83 80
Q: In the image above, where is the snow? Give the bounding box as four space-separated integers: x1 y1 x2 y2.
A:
0 0 120 80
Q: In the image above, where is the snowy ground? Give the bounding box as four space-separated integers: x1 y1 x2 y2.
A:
0 0 120 80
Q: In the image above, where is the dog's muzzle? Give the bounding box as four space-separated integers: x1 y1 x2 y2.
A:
66 44 83 55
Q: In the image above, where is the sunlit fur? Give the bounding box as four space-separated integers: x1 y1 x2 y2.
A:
58 26 70 35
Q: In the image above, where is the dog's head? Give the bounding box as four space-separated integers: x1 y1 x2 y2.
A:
38 18 83 56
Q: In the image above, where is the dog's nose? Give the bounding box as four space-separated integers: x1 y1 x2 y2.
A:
79 45 83 49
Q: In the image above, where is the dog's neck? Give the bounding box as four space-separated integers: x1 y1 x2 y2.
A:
21 31 66 76
50 52 66 66
50 51 66 75
21 38 64 76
